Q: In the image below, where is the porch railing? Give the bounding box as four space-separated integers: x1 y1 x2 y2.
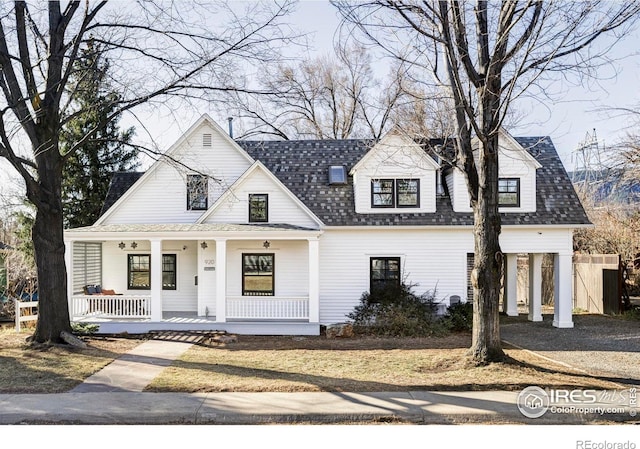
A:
70 295 151 319
227 296 309 320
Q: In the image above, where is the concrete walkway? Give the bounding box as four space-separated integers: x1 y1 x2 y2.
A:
0 331 637 425
70 339 193 393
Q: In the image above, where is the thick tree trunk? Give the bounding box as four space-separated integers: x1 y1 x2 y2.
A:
469 108 505 364
470 196 505 363
31 138 72 343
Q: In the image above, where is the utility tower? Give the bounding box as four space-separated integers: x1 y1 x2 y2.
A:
572 128 604 195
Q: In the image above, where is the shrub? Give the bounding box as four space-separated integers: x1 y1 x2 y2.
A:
71 322 99 335
444 301 473 332
622 306 640 321
348 282 449 337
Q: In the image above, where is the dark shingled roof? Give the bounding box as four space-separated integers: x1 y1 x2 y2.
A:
99 137 590 227
239 136 590 226
100 171 144 216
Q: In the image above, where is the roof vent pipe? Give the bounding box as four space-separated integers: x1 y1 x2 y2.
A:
228 117 233 138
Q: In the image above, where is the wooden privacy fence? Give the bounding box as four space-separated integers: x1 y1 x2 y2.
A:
14 298 38 332
573 254 620 314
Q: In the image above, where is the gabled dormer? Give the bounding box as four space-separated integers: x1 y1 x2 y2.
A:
350 131 440 214
446 129 542 213
197 161 323 229
96 114 254 225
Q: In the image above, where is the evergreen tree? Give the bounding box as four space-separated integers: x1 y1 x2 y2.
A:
61 42 138 229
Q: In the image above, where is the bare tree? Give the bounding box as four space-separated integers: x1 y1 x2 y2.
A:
0 1 296 343
334 0 640 363
226 44 417 140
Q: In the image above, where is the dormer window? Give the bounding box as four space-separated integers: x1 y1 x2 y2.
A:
249 194 268 222
372 179 394 207
371 179 420 208
187 174 208 210
498 178 520 207
328 165 348 185
396 179 420 207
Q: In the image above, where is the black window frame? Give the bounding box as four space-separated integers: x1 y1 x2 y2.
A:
371 179 395 208
498 178 520 207
127 254 177 290
187 174 208 211
371 179 420 208
248 193 269 223
162 254 177 290
128 254 150 290
242 253 275 296
370 257 401 291
396 179 420 208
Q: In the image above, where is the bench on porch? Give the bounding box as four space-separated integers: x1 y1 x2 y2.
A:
72 287 151 319
83 284 122 296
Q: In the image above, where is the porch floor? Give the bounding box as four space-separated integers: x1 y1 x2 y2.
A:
72 312 320 336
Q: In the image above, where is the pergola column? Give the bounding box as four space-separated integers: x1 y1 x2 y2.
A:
150 239 163 321
528 253 543 322
308 238 320 323
504 253 519 316
553 252 574 328
215 238 227 322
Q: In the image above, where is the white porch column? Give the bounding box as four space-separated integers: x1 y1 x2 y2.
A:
64 240 73 317
150 239 163 321
504 253 519 316
528 253 543 322
216 238 227 322
553 252 574 328
308 238 320 323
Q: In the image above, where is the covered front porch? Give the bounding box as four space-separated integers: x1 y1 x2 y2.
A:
64 223 322 335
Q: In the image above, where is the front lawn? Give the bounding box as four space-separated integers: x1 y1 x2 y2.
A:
146 333 625 393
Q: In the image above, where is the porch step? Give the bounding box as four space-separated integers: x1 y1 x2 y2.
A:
148 330 238 347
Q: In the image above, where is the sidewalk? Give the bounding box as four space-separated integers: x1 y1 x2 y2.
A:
0 335 633 425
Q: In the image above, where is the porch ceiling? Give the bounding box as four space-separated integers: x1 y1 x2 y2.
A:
65 223 322 241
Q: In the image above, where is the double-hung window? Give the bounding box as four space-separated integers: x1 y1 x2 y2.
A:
248 194 268 222
498 178 520 207
396 179 420 207
242 253 274 296
371 179 419 208
127 254 177 290
187 174 208 210
370 257 401 290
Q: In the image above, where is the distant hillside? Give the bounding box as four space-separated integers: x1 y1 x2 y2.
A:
569 169 640 205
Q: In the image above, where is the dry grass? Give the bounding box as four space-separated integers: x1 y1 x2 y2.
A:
0 328 143 393
146 333 627 393
1 323 632 395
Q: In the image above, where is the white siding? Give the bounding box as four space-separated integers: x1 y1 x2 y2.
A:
500 228 573 254
449 169 471 212
353 134 437 214
498 143 537 212
226 240 309 297
318 227 574 324
204 168 319 228
103 122 252 224
101 240 198 312
319 228 473 323
448 143 538 213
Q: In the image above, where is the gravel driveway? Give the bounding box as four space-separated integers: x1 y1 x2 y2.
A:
500 314 640 386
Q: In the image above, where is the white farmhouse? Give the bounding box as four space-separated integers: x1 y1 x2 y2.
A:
64 114 590 334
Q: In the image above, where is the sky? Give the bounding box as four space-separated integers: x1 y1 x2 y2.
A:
133 0 639 174
287 1 640 173
2 0 640 202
